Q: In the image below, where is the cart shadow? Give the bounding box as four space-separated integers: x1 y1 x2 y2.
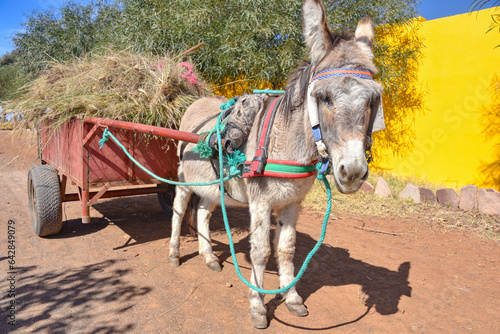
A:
91 195 251 252
51 217 110 239
91 194 172 249
6 260 151 333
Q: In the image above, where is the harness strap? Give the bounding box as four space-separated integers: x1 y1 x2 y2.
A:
244 96 317 179
243 159 317 178
364 95 381 163
248 97 281 173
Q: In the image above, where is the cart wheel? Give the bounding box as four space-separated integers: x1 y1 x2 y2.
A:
27 165 63 237
157 184 176 217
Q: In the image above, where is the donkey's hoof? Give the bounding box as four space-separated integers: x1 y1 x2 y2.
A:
286 303 309 317
250 312 268 329
206 261 222 272
169 256 180 267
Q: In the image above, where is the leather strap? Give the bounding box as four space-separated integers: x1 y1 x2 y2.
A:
248 97 281 173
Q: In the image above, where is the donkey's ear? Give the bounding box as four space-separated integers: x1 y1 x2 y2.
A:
303 0 333 64
355 17 375 58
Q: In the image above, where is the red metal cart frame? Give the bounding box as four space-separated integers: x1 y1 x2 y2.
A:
28 116 199 236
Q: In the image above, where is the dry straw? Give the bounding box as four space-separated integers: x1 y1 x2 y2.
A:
2 49 211 131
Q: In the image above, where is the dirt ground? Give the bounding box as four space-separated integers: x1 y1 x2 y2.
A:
0 130 498 334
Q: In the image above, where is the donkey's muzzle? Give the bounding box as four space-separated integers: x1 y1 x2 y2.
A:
337 162 369 185
334 140 369 193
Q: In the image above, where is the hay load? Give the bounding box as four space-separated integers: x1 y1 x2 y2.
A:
2 50 211 130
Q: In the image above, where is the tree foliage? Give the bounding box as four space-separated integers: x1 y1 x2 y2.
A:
112 0 420 93
470 0 500 11
8 0 423 159
0 51 27 101
11 0 421 87
112 0 305 92
13 0 121 73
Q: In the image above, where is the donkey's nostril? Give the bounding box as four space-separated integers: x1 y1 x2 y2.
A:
339 165 347 179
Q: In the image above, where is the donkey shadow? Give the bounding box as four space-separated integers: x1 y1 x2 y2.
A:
191 207 412 329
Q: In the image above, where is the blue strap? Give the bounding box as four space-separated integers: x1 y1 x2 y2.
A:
310 68 373 83
319 159 330 175
311 125 322 142
311 126 330 174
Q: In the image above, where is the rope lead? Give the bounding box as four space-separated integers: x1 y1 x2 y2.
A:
98 98 332 294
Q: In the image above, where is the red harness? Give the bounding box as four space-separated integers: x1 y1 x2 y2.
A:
242 96 317 179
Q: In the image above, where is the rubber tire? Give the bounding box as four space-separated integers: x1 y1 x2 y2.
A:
157 184 175 217
27 165 63 237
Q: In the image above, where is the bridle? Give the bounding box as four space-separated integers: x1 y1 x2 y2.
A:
307 54 377 173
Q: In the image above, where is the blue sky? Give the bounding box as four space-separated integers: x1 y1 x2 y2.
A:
0 0 498 56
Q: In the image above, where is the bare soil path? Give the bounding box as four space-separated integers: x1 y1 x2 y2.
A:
0 130 498 333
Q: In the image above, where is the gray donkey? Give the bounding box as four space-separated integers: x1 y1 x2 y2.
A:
169 0 384 328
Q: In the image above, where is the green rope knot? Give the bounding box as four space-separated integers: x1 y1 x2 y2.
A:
223 150 247 177
191 139 214 158
220 98 237 111
315 161 332 181
192 99 236 158
99 128 110 149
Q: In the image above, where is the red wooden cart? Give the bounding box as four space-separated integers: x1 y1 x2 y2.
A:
27 116 199 236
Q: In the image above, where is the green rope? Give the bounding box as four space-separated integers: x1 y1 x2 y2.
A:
191 137 214 158
191 98 236 158
220 98 237 111
253 89 285 94
99 128 240 186
99 95 332 295
99 129 110 149
223 149 247 175
214 110 333 295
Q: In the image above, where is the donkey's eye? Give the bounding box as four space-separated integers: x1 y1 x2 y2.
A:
319 94 334 109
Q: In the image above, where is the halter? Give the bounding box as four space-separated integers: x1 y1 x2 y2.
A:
307 67 374 174
310 68 373 83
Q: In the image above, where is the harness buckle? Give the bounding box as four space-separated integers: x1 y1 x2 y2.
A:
249 149 267 173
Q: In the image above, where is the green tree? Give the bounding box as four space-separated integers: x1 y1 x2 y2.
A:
115 0 420 92
8 0 423 160
470 0 500 10
12 0 121 74
115 0 422 160
0 51 27 101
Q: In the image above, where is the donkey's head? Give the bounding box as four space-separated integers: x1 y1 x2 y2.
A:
303 0 384 194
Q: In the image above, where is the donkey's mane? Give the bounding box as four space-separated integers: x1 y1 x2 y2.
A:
282 31 355 115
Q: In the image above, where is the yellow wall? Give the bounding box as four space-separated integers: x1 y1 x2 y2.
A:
377 9 500 190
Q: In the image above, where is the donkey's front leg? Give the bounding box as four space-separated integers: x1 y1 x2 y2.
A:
248 200 272 329
197 198 220 271
275 203 308 317
169 185 192 267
